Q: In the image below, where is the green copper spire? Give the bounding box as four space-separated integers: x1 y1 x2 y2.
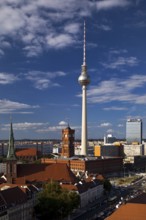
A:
7 122 17 160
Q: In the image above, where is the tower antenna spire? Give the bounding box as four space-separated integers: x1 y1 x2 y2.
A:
83 20 86 66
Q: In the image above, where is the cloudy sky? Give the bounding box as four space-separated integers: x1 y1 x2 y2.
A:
0 0 146 140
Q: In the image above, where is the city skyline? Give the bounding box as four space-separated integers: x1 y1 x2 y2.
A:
0 0 146 140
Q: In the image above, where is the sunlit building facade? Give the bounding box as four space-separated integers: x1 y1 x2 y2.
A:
126 119 142 144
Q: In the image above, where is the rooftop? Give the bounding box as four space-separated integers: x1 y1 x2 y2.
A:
15 163 78 184
15 147 39 157
106 193 146 220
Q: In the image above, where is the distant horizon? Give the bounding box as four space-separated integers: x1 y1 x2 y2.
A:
0 138 128 142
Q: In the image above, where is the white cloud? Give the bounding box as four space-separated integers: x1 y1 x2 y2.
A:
106 128 114 134
21 33 35 44
35 79 52 90
102 56 139 69
58 121 67 126
0 37 11 56
25 71 66 89
103 107 128 111
0 6 25 35
0 49 4 56
99 122 112 127
46 33 74 49
37 126 62 133
0 73 19 84
37 124 80 133
23 44 43 57
35 0 73 10
0 99 38 114
97 24 112 31
0 0 21 4
87 74 146 105
64 23 80 34
0 70 65 89
2 122 49 131
96 0 131 10
0 0 133 56
118 124 124 127
2 120 75 134
109 49 128 54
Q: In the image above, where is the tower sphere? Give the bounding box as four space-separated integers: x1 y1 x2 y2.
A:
78 64 90 86
78 73 90 86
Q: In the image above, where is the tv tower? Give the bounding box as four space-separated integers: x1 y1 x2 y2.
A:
78 21 90 156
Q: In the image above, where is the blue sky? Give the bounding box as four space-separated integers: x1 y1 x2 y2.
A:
0 0 146 140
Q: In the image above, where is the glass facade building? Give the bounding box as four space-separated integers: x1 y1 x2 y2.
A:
126 119 142 144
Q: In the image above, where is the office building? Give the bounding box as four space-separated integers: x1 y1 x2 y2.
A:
126 119 142 144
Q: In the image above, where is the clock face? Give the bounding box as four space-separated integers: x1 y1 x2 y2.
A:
65 134 68 138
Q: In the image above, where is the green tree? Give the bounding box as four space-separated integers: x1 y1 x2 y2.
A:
35 181 80 220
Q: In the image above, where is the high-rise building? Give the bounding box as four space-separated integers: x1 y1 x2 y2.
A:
126 119 142 144
78 21 90 156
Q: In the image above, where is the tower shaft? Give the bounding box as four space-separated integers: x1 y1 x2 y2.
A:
81 85 87 155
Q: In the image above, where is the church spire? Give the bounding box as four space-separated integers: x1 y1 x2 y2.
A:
7 122 16 160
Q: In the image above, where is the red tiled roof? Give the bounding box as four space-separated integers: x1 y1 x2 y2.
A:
61 178 102 194
106 193 146 220
85 174 104 182
16 148 37 156
16 163 77 184
61 182 88 193
106 203 146 220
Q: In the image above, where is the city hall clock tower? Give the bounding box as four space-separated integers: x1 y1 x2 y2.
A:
61 126 75 158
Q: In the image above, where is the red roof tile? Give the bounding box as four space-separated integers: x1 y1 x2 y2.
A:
16 163 77 184
106 203 146 220
106 193 146 220
16 148 37 156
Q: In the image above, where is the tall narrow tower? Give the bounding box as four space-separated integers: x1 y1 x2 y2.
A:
61 125 75 158
78 21 90 156
6 122 17 183
7 122 17 160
